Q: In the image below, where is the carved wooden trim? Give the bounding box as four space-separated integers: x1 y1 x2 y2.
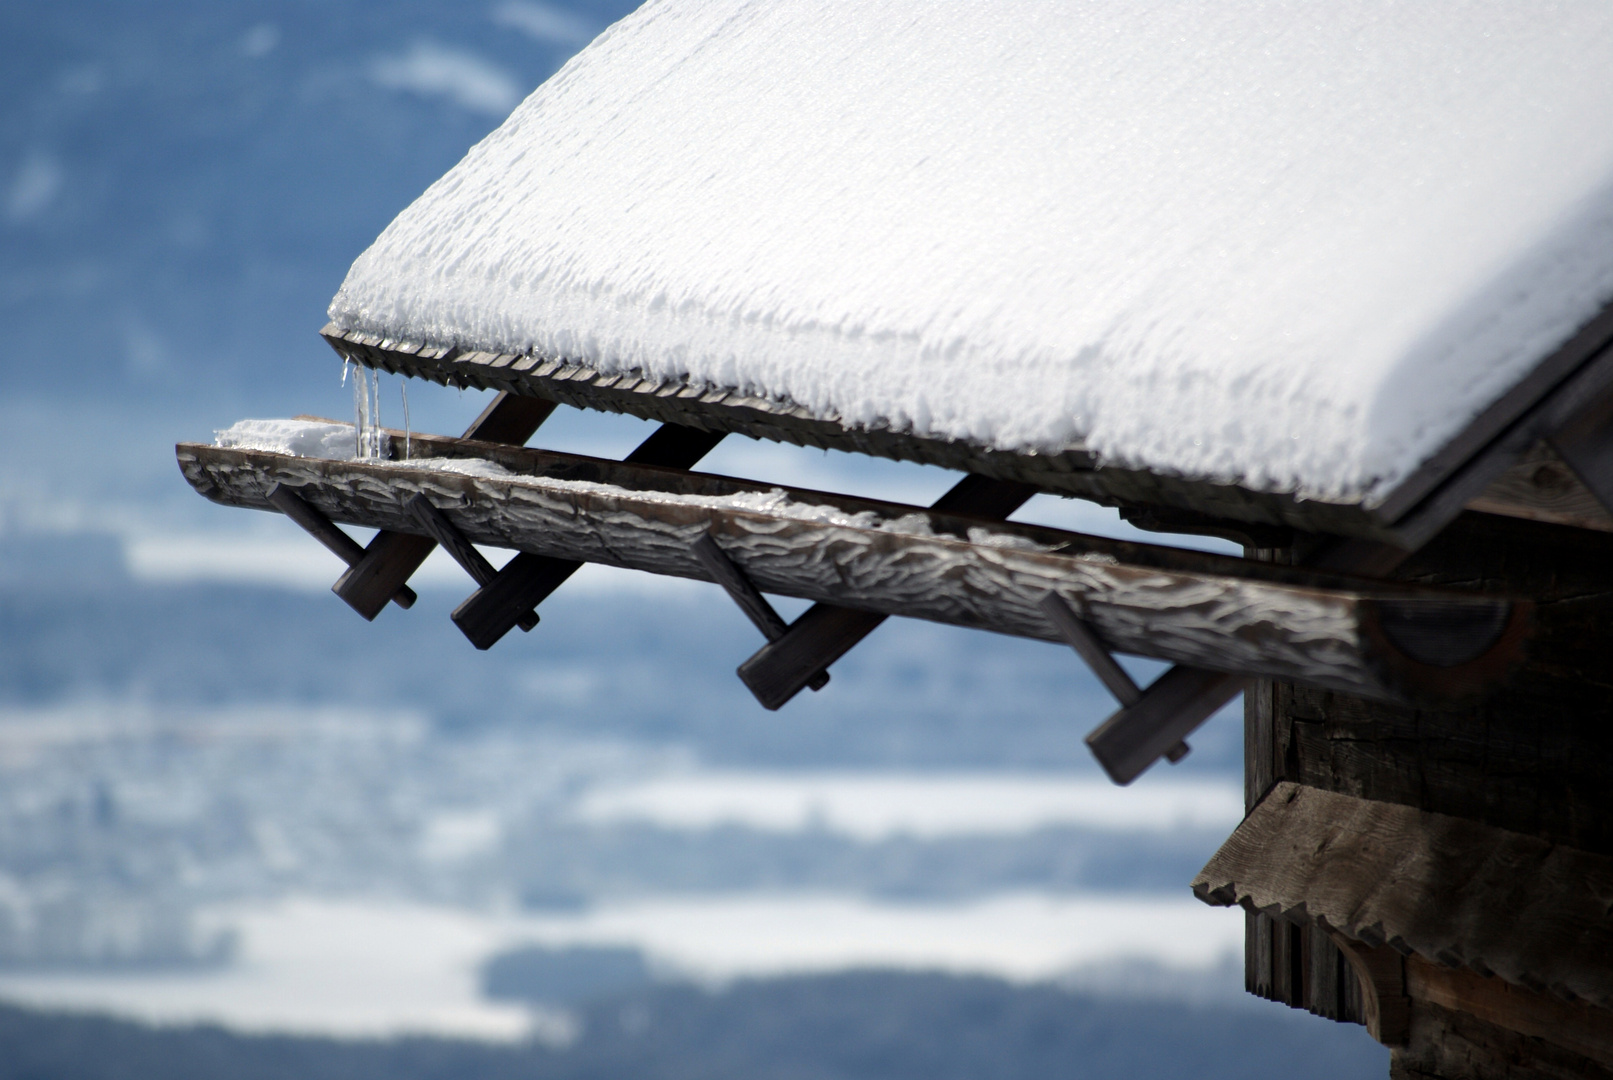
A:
1195 782 1613 1011
1328 931 1411 1047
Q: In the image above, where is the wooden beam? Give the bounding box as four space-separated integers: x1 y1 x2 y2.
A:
1404 954 1613 1068
331 391 557 620
449 423 726 649
693 533 829 693
736 475 1037 709
406 494 538 632
1328 934 1411 1048
264 483 417 609
178 431 1529 702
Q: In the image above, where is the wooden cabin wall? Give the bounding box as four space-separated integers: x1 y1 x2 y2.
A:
1241 512 1613 1078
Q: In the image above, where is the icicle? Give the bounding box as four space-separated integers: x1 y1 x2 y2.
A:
352 363 373 459
370 367 383 459
400 380 411 461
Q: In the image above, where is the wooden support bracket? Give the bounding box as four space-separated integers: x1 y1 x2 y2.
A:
450 423 727 649
332 391 557 620
406 494 538 632
266 483 417 610
693 533 829 692
1328 932 1412 1047
736 474 1038 710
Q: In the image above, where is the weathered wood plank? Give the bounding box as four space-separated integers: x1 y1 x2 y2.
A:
1194 781 1613 1010
1405 955 1613 1069
178 431 1527 702
1392 1002 1613 1079
1274 510 1613 854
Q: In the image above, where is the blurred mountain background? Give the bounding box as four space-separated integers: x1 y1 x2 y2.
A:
0 2 1385 1076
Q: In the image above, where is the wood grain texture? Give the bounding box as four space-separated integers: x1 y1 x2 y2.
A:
1193 781 1613 1010
177 433 1529 702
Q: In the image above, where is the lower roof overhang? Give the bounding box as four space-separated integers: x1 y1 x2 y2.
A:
1194 782 1613 1013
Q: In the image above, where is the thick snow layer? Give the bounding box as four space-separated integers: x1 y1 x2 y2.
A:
329 2 1613 502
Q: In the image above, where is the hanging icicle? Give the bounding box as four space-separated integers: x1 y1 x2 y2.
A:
400 380 411 461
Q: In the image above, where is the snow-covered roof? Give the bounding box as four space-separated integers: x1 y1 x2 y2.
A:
329 1 1613 505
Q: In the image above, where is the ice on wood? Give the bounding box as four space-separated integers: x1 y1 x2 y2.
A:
329 1 1613 502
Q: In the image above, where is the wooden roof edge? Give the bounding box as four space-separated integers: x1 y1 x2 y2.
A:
318 325 1399 542
318 322 1613 548
1192 781 1613 1012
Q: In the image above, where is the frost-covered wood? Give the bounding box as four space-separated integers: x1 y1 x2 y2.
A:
176 431 1527 701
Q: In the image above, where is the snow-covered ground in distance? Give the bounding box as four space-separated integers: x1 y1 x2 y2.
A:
0 892 1244 1042
572 770 1242 839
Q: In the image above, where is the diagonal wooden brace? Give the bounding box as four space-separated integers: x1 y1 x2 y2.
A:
736 474 1038 710
266 483 417 610
1041 592 1199 775
406 495 538 632
693 533 829 692
1038 593 1142 707
450 423 727 649
332 391 557 620
1084 535 1413 785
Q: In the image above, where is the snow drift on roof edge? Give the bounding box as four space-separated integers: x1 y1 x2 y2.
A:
329 0 1613 504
